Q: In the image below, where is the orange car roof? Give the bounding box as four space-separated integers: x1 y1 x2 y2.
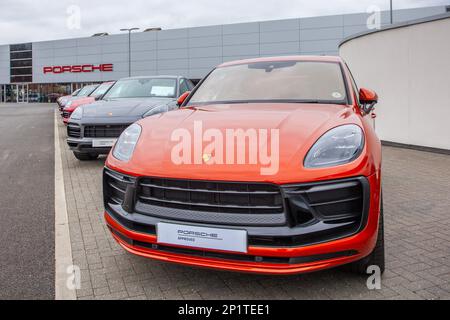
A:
219 55 343 68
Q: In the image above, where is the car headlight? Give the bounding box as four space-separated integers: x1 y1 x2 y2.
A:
70 107 83 120
112 123 142 162
66 101 72 107
304 124 364 168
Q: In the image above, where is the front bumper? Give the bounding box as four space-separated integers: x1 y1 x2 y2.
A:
67 137 112 154
66 121 130 155
103 169 381 274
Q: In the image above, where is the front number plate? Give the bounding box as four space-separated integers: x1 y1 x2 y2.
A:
92 138 116 147
157 223 248 253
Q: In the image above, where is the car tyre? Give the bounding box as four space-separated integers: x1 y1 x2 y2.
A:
73 152 99 161
344 193 385 275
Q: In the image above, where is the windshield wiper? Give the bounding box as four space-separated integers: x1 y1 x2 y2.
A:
290 99 321 104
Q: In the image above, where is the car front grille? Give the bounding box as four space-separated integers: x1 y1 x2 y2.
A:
103 168 370 245
84 125 128 138
67 123 81 138
137 178 284 215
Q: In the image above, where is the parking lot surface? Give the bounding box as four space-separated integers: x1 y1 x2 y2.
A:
56 112 450 300
0 104 55 300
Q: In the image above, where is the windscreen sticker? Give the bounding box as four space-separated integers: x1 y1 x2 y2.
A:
151 86 175 96
332 92 343 99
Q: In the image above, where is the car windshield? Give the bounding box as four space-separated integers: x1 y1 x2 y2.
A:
90 82 114 98
103 78 177 99
72 89 80 96
77 85 97 97
189 61 348 105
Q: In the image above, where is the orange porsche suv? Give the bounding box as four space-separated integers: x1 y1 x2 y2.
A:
103 56 384 275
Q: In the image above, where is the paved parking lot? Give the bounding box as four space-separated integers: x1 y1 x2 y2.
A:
57 116 450 300
0 104 55 300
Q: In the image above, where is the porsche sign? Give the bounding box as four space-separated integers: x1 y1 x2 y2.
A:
43 63 113 74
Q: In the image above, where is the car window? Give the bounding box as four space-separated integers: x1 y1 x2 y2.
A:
187 79 195 90
77 85 97 97
189 61 348 105
90 82 114 98
344 63 361 106
179 79 190 96
103 78 177 99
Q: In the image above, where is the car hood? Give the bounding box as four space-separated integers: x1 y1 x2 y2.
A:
82 97 174 118
108 103 372 183
64 97 95 111
59 95 76 106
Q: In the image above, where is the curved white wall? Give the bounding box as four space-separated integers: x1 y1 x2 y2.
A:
339 16 450 150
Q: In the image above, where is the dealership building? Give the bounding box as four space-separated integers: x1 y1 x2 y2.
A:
0 5 448 103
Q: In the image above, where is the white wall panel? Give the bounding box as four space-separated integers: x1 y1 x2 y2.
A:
340 16 450 150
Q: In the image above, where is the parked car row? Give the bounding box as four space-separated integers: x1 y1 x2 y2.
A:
63 76 194 159
61 55 384 276
61 82 116 124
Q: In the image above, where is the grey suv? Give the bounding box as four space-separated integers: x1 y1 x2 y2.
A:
66 76 194 160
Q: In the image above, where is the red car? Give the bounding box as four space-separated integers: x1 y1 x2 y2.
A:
103 56 383 275
62 82 115 124
57 88 81 111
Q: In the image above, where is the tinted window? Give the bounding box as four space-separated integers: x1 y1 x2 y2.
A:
179 79 190 95
90 82 114 98
11 68 32 76
187 79 195 90
11 76 32 83
10 51 32 60
345 63 360 105
10 43 32 51
11 60 32 68
78 85 97 97
190 61 347 104
103 78 177 99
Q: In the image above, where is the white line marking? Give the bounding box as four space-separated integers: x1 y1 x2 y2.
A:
54 110 76 300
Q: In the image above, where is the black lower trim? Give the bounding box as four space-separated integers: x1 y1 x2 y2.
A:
106 204 364 248
67 140 111 154
109 226 358 265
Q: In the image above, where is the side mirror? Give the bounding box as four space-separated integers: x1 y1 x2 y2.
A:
359 88 378 115
177 91 190 107
94 96 101 101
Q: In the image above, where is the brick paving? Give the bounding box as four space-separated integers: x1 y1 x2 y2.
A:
58 120 450 300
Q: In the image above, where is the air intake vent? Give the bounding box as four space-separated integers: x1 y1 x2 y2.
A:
282 177 367 225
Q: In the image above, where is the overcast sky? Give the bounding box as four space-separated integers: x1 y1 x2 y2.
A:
0 0 448 45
